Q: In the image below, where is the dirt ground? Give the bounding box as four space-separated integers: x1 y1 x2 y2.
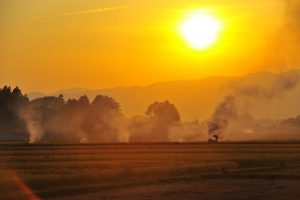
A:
50 178 300 200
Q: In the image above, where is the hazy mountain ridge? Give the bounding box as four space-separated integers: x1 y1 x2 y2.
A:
27 70 300 121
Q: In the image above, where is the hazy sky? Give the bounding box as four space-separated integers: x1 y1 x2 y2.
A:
0 0 298 92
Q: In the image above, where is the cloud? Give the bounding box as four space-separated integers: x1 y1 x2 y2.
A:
5 5 129 22
61 5 129 17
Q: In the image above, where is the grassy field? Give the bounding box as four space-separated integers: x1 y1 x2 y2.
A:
0 143 300 200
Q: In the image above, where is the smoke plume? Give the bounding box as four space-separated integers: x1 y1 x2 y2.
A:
19 95 129 143
207 71 300 140
283 0 300 67
234 72 299 99
207 96 237 139
168 120 206 142
20 107 44 143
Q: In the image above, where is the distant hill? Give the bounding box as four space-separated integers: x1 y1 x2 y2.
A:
26 92 46 99
27 70 300 121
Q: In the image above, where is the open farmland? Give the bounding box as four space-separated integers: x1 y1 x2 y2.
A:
0 143 300 200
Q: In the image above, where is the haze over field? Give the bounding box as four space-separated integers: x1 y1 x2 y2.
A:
1 69 300 143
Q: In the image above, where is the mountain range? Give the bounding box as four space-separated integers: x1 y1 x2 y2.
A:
27 70 300 121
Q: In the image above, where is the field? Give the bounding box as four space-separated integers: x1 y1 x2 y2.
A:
0 143 300 200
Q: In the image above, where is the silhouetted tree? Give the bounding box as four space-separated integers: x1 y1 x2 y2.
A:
146 101 180 141
146 101 180 124
281 115 300 127
78 95 89 106
0 86 29 140
82 95 122 142
28 96 65 119
1 86 187 143
51 95 90 142
129 100 181 142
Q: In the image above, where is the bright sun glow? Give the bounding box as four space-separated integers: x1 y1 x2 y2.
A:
180 12 222 50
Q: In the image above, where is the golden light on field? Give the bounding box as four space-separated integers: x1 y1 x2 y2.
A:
180 12 222 50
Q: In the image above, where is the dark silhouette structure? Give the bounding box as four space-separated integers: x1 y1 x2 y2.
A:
208 134 219 144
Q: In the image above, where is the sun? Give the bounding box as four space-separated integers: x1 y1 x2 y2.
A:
180 12 222 50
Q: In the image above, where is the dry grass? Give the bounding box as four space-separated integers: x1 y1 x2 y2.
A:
0 143 300 199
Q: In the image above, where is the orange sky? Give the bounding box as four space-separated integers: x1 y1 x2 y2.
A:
0 0 298 93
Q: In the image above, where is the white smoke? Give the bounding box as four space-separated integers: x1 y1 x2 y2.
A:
20 108 44 143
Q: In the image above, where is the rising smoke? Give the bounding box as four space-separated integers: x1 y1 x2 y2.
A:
19 95 129 143
207 71 300 140
207 96 237 139
20 107 44 143
285 0 300 59
258 0 300 73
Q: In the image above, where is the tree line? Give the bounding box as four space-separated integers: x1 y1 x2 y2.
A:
0 86 194 143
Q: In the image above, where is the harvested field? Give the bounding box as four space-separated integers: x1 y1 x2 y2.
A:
0 143 300 200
